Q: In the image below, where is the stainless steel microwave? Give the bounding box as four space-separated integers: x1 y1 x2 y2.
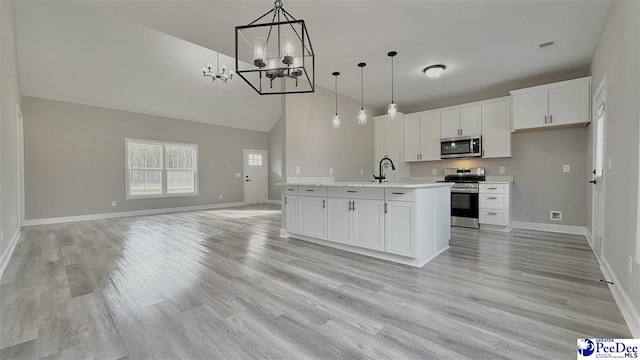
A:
440 136 482 159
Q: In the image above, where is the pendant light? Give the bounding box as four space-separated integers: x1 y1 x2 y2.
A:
332 72 341 129
357 62 367 125
387 51 398 120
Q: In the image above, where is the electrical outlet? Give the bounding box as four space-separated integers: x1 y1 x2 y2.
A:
607 157 612 170
235 173 241 178
295 166 301 175
432 168 437 175
219 194 223 199
111 201 117 207
550 211 562 221
360 169 364 175
563 165 570 173
329 168 333 175
629 256 634 277
499 166 505 174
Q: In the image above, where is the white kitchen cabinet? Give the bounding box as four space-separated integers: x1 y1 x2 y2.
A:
327 197 352 245
385 200 415 257
440 107 481 138
479 182 511 229
298 196 328 240
373 114 408 181
404 112 441 162
511 77 591 131
481 101 511 158
353 199 385 251
285 195 299 233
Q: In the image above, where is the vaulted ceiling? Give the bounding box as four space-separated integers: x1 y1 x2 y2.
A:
15 0 610 131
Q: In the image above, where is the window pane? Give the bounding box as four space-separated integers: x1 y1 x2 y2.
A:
167 170 195 193
129 143 162 169
130 170 162 195
166 145 195 170
248 153 262 166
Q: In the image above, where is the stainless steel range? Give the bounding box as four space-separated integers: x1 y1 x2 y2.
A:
443 168 485 229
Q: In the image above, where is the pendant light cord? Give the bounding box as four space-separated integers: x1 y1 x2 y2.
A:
361 66 364 110
335 75 338 115
391 55 394 103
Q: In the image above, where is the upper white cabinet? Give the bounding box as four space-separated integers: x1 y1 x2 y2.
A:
511 77 591 131
404 112 441 162
440 107 481 138
373 114 409 181
481 101 511 158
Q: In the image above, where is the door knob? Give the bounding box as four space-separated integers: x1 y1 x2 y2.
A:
246 179 251 182
589 179 597 184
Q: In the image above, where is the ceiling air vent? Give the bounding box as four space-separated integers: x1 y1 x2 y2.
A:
539 39 558 51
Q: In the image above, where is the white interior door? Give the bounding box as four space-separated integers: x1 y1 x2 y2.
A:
591 79 606 258
243 149 267 204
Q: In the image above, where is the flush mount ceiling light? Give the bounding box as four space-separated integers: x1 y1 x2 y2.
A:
202 52 234 84
357 62 367 125
332 72 341 129
423 64 446 78
235 0 315 95
387 51 398 120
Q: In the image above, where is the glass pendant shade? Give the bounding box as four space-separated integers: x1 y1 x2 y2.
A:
357 109 367 125
387 103 398 120
332 115 341 129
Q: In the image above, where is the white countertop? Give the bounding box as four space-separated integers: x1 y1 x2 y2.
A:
276 182 454 188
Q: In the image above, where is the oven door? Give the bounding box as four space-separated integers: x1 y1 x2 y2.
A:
451 190 479 219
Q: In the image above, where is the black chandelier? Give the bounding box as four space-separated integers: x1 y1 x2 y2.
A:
235 0 315 95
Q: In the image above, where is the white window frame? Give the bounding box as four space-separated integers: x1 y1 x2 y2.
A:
125 138 199 199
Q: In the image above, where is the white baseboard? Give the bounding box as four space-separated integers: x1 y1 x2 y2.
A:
0 229 21 280
600 257 640 338
584 228 593 247
23 202 246 226
279 228 289 238
511 221 589 236
267 199 282 205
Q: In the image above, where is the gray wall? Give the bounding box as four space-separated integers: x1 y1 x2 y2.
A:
589 0 640 325
1 0 22 261
411 127 590 226
268 116 284 200
22 96 268 219
285 85 375 181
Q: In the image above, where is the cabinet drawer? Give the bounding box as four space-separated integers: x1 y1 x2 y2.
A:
384 188 415 202
327 187 384 200
479 194 509 209
479 183 509 194
284 186 298 195
298 186 327 197
479 209 508 226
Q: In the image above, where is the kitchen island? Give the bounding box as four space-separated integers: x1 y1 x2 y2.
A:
277 182 452 267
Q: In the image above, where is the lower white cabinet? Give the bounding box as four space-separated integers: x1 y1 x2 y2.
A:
285 195 299 233
328 198 385 251
299 196 328 240
479 182 511 228
384 200 415 257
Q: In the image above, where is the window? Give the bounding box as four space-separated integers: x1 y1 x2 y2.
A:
248 153 263 166
126 139 198 198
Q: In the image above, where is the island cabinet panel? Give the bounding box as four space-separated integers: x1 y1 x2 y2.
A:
299 196 328 240
385 200 416 257
353 199 385 251
327 198 353 245
285 195 299 233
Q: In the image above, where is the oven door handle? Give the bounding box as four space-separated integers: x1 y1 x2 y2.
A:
451 189 479 194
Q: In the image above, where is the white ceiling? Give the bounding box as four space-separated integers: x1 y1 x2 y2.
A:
14 1 282 132
15 0 610 129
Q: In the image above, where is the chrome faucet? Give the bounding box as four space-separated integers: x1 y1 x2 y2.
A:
373 156 396 183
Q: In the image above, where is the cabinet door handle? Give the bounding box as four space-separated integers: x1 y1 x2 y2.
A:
482 150 485 157
488 197 498 200
323 199 326 208
384 203 388 214
348 201 352 211
487 187 498 190
285 196 288 204
488 212 498 216
392 192 405 195
352 201 356 211
347 190 357 193
544 115 548 124
550 114 553 123
287 188 295 191
306 189 314 192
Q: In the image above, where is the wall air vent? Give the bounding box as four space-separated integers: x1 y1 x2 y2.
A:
539 39 558 51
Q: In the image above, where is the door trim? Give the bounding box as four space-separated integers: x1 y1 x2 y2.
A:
591 76 606 257
17 104 25 227
243 149 268 204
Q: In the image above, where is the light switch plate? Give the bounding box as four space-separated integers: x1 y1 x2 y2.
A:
295 166 301 175
219 194 223 199
360 169 364 175
431 168 437 175
235 173 241 177
563 165 570 173
111 201 117 207
329 168 333 175
499 166 505 174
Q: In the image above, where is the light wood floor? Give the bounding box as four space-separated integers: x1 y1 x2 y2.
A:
0 204 630 359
